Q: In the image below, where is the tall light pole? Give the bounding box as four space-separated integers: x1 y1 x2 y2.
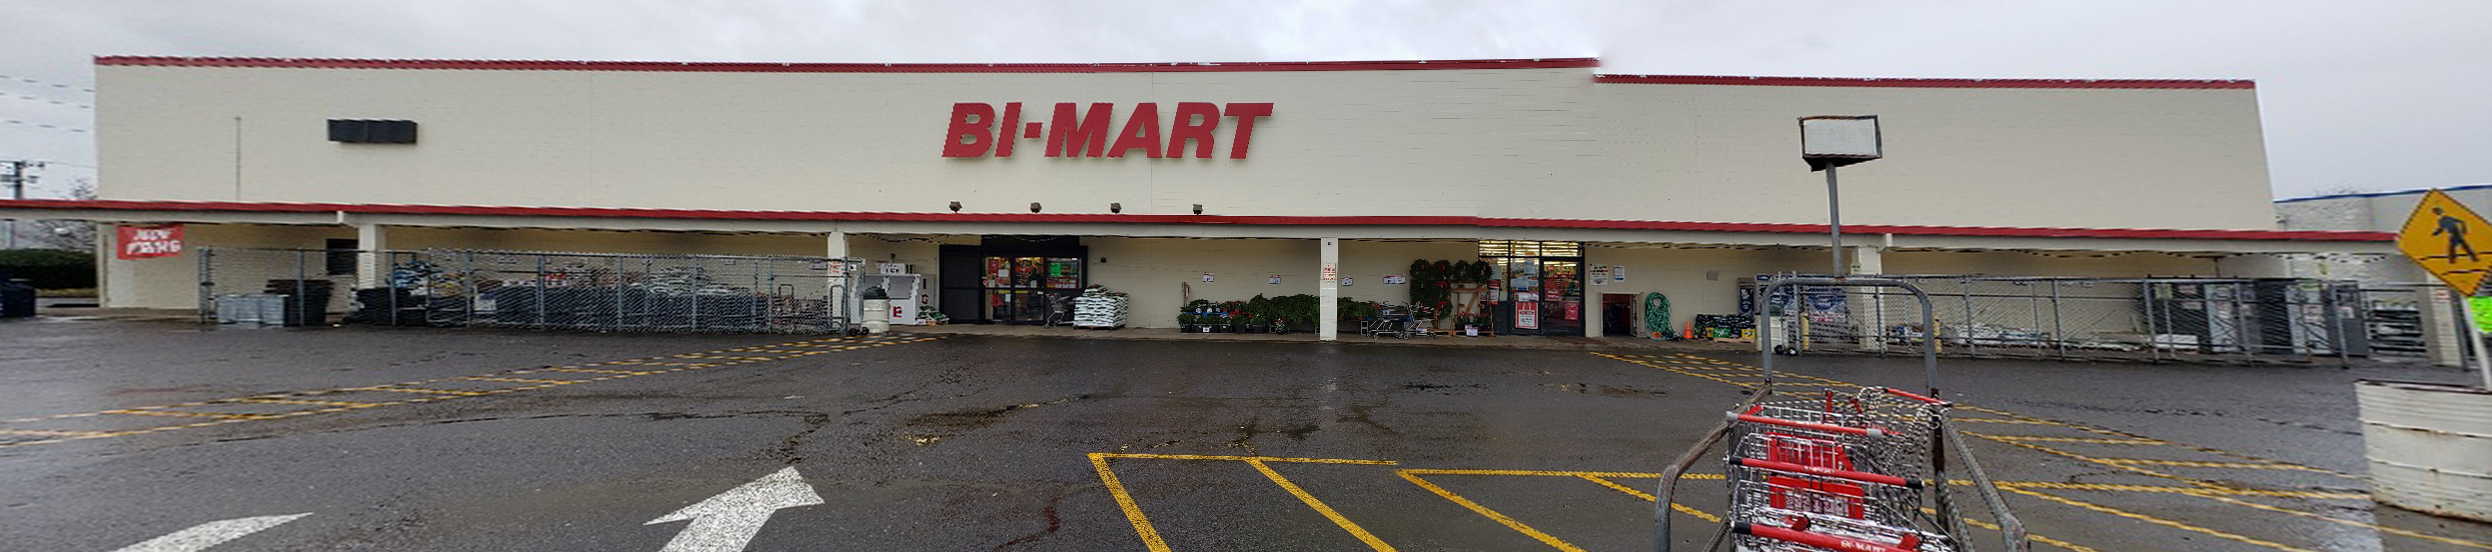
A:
1799 117 1881 277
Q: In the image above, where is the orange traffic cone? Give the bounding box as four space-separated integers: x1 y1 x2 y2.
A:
1683 324 1697 340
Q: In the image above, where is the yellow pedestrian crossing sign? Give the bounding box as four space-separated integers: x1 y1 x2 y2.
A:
2399 190 2492 296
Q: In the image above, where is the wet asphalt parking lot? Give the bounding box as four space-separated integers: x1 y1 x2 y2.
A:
4 317 2492 551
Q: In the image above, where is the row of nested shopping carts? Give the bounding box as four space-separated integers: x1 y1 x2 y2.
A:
1725 388 1968 551
1657 277 2027 552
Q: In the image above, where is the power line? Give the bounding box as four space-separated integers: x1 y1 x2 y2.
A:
5 93 90 110
0 74 95 94
0 119 89 133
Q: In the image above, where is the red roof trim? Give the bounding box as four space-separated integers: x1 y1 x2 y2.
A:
1594 74 2254 90
0 199 2392 243
96 56 1600 74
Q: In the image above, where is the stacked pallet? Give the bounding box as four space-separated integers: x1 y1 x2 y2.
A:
1073 286 1129 329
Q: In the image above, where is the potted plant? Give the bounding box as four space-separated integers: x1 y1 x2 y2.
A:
1244 295 1272 333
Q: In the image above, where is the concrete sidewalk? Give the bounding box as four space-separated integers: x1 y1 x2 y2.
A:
903 322 1758 352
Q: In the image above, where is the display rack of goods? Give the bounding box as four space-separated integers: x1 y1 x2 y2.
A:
1072 286 1129 329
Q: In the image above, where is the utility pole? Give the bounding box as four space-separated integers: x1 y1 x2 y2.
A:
2 160 43 250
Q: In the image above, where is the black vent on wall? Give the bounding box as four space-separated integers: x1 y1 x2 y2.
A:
328 119 418 144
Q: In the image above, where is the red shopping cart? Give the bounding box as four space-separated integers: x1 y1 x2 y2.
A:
1653 277 2026 552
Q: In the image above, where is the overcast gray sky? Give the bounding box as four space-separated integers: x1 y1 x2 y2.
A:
0 0 2484 203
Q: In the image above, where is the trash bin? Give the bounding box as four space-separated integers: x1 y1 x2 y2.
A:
215 294 288 325
0 278 34 318
860 286 891 334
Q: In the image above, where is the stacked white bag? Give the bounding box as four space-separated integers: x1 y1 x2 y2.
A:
1073 286 1129 328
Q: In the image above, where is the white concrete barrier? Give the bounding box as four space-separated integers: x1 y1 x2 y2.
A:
2358 380 2492 522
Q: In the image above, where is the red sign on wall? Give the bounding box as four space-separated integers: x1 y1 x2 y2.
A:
117 225 184 259
943 102 1273 159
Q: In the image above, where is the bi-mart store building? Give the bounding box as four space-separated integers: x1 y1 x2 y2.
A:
0 56 2395 339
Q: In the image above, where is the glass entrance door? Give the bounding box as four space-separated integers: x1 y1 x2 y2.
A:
1540 260 1583 336
939 240 1087 324
1503 258 1543 335
981 256 1086 323
1478 240 1584 337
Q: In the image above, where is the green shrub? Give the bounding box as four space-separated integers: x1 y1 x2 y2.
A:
0 249 97 290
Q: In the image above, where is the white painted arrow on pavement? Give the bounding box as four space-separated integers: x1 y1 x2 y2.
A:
646 467 824 552
110 513 310 552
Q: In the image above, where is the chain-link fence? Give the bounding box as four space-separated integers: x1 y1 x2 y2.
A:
2357 284 2438 360
1751 275 2382 363
199 248 857 334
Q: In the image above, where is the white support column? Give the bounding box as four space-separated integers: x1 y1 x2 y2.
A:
1851 245 1883 276
826 230 853 325
354 223 389 288
1320 237 1340 341
824 230 849 260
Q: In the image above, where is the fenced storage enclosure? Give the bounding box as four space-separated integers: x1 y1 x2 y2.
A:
199 248 858 334
1752 275 2393 363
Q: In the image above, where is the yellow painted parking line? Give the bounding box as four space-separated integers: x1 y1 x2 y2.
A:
1088 453 1403 550
1917 506 2104 552
2175 488 2492 550
1396 467 1710 480
1998 483 2320 552
340 386 493 396
538 367 660 375
1969 433 2162 446
2089 458 2336 472
1414 467 2101 552
1250 459 1398 551
1952 417 2079 426
1574 474 1722 524
100 409 272 420
1397 470 1587 552
1088 453 1173 552
228 397 385 408
455 376 584 384
2005 481 2364 500
1973 434 2210 484
0 428 109 437
1096 452 1398 465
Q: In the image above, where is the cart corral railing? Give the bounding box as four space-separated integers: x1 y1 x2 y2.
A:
198 248 858 334
1754 274 2408 364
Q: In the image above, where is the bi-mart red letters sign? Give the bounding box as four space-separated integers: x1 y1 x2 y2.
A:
942 102 1273 159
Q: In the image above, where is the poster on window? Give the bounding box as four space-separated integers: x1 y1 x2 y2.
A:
1516 302 1540 330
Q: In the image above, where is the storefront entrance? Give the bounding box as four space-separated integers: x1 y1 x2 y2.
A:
1479 240 1584 336
938 237 1087 324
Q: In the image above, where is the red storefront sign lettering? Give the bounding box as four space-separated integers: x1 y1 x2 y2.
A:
944 102 1273 159
117 225 185 259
